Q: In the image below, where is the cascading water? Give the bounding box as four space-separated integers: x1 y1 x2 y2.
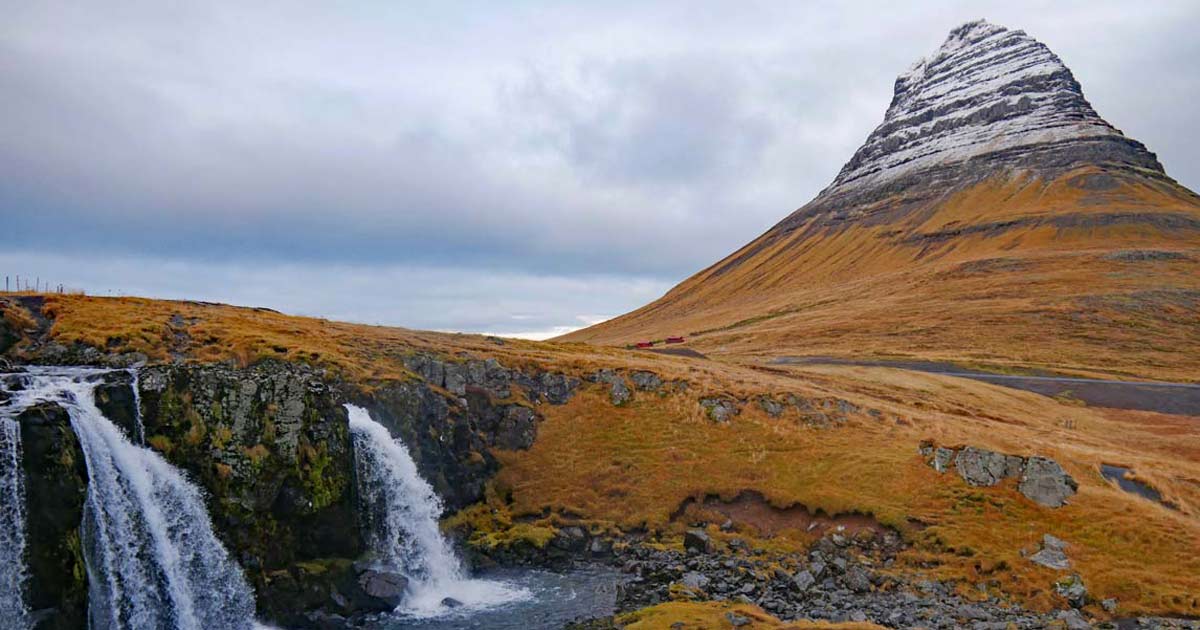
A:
346 404 530 617
2 367 257 630
127 367 145 445
0 379 31 630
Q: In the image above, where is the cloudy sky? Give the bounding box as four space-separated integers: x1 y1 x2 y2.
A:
2 1 1197 338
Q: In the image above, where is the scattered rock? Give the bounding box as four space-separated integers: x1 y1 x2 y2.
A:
1057 608 1091 630
681 571 709 590
629 371 663 392
1055 574 1088 608
683 529 712 554
1029 534 1071 570
792 570 816 592
699 398 740 423
757 397 786 417
932 446 956 473
593 369 632 406
1101 598 1118 613
725 611 751 627
1020 456 1078 507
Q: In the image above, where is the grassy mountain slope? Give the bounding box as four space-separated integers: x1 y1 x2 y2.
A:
560 166 1200 381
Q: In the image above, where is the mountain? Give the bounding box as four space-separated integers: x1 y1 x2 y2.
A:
562 20 1200 381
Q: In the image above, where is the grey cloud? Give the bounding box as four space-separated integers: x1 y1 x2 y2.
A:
1 1 1197 333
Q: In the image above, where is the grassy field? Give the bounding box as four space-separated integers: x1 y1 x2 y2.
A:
616 601 885 629
3 293 1199 617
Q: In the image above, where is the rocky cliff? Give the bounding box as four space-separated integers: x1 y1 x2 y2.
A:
6 352 579 628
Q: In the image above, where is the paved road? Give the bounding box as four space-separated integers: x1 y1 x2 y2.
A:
771 356 1200 416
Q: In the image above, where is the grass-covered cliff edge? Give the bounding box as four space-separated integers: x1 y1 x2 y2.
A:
2 294 1198 627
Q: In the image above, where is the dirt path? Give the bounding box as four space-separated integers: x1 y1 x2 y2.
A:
771 356 1200 415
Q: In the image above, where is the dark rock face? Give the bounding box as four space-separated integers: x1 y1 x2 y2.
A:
17 402 89 630
137 360 362 592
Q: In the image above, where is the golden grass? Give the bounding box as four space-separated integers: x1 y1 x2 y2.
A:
561 167 1200 382
497 367 1200 616
10 294 1200 616
616 601 884 629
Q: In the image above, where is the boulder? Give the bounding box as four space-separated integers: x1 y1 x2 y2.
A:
593 370 632 406
792 569 816 592
757 397 786 418
683 529 712 554
932 447 955 473
954 446 1023 487
629 371 663 392
355 568 408 610
1029 534 1071 570
1019 457 1078 507
1054 574 1088 608
440 597 463 608
699 398 740 423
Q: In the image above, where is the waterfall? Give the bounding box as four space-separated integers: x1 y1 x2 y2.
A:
3 368 257 630
0 389 31 630
346 404 529 617
127 368 145 445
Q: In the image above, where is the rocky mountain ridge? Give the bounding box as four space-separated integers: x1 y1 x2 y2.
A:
814 19 1163 212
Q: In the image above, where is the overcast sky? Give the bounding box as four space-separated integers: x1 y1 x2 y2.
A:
2 1 1196 338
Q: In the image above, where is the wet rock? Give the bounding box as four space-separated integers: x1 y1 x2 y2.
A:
552 526 588 552
440 597 463 608
17 402 89 629
1030 534 1071 570
1020 456 1078 507
699 398 740 423
1055 574 1088 608
629 371 662 392
356 568 408 610
683 529 712 554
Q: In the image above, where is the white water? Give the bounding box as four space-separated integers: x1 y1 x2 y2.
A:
345 404 530 618
0 394 31 630
127 368 145 445
3 368 257 630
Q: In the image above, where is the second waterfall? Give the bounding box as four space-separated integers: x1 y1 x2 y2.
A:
345 404 529 617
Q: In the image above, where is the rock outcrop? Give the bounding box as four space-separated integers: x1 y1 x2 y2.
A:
921 442 1078 507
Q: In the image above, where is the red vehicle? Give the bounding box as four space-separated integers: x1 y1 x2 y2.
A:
635 341 655 348
666 336 685 344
